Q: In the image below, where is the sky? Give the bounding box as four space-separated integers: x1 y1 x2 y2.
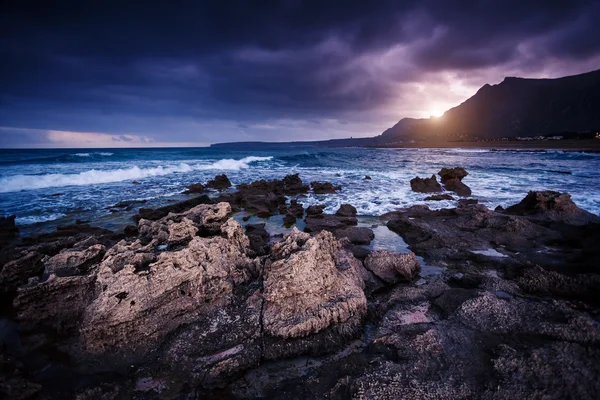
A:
1 1 600 148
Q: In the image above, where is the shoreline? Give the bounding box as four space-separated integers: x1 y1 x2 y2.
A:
361 139 600 151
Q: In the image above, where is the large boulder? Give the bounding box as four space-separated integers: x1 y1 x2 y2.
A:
262 229 368 358
311 181 342 194
410 175 442 193
504 191 600 225
336 204 357 217
183 183 205 194
79 218 256 366
206 174 232 190
438 167 468 183
0 252 45 294
335 227 375 245
364 250 420 284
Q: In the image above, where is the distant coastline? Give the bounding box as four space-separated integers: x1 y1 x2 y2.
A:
363 139 600 152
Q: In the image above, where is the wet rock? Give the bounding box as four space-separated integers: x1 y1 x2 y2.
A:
306 204 326 216
0 215 19 246
311 181 342 194
262 229 368 358
206 174 232 190
135 195 213 221
517 266 600 305
286 200 304 218
0 347 42 400
131 181 141 185
183 183 205 194
44 244 106 277
364 250 420 284
334 227 374 245
108 199 147 210
425 194 455 201
410 175 442 193
504 190 600 225
443 177 472 197
124 225 138 237
458 198 478 207
245 223 270 256
281 173 310 195
336 204 357 217
364 176 372 180
438 167 468 183
304 212 357 233
243 192 286 218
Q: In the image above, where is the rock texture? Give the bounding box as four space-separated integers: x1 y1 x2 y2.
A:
364 251 420 284
206 174 232 190
311 181 342 194
410 175 442 193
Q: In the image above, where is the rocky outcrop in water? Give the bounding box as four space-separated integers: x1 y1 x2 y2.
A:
311 181 342 194
206 174 232 190
410 175 442 193
438 167 472 196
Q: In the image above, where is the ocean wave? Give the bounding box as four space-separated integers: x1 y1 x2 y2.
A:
99 152 114 156
74 153 91 157
16 213 66 225
0 156 273 192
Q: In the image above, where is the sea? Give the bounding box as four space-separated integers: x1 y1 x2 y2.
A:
1 146 599 238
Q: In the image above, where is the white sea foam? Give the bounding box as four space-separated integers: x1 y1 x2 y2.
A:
99 152 114 156
74 153 91 157
0 156 272 192
16 213 66 225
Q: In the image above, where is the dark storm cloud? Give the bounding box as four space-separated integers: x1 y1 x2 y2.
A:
1 0 599 146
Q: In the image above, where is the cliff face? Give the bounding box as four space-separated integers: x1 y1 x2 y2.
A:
381 69 600 141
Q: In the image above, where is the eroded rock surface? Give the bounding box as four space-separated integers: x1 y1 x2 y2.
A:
410 175 442 193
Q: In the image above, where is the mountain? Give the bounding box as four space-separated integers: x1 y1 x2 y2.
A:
211 69 600 148
380 68 600 142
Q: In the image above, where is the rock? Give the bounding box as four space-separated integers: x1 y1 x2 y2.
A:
364 250 420 284
410 175 442 193
306 204 326 216
243 192 286 218
311 181 342 194
304 213 357 233
336 204 357 217
438 167 468 183
281 174 310 195
286 200 304 218
494 205 505 212
99 240 156 274
167 218 198 246
245 223 270 256
504 190 600 225
124 225 138 237
425 194 455 201
131 181 141 185
283 214 296 228
364 176 372 180
262 229 368 357
0 252 45 294
206 174 232 190
135 195 213 221
444 177 472 197
79 218 256 366
547 170 572 175
108 199 147 209
50 193 63 197
44 244 106 277
183 183 205 194
458 198 478 207
0 215 19 246
334 227 374 245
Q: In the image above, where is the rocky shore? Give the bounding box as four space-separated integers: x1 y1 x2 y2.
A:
1 171 599 399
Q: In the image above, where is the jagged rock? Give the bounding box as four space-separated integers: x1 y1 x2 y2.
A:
206 174 232 190
410 175 442 193
183 183 205 194
281 174 310 195
262 229 368 357
0 215 19 246
438 167 468 183
306 204 326 216
311 181 342 194
336 204 357 217
245 223 270 256
444 177 472 197
504 190 600 225
335 227 374 245
135 195 213 221
167 218 198 246
364 176 372 180
0 252 45 294
138 202 232 245
425 194 455 201
364 251 420 284
99 240 156 274
44 244 106 277
286 200 304 218
79 218 255 365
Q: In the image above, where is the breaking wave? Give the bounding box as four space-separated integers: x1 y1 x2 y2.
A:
0 156 272 192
